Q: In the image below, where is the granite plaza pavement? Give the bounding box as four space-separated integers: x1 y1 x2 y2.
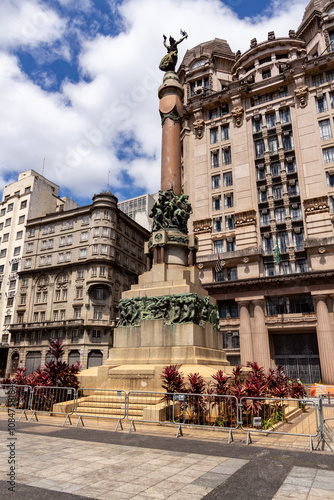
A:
0 412 334 500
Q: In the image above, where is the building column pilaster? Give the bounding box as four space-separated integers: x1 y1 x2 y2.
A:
237 301 254 365
252 299 271 371
313 294 334 385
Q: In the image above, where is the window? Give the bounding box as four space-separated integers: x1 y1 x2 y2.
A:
58 253 64 263
323 147 334 163
293 229 304 251
42 292 48 302
219 300 238 319
94 308 103 320
60 236 66 246
221 103 229 115
266 113 276 129
291 204 302 220
319 119 332 140
66 251 71 261
101 245 108 255
67 235 72 245
226 238 236 252
211 150 219 168
286 157 296 173
212 174 221 189
221 124 230 141
253 115 263 133
279 107 291 124
213 217 222 233
7 297 14 307
277 231 289 253
93 244 99 254
74 308 81 319
53 311 59 321
55 290 61 301
265 262 276 276
11 262 18 272
315 95 328 113
271 163 281 177
77 269 84 279
5 218 11 226
275 207 286 223
279 261 292 275
312 74 323 87
34 312 39 322
222 146 231 165
214 240 224 254
330 92 334 109
36 292 41 303
25 186 31 193
223 172 233 187
47 255 52 264
225 215 235 230
259 188 268 202
4 315 11 325
22 278 28 286
94 227 99 237
20 295 26 305
3 233 9 242
76 288 83 299
255 139 265 158
257 165 266 180
210 108 218 120
212 195 222 211
273 185 283 199
99 266 106 276
327 171 334 187
268 136 279 154
60 310 65 320
96 289 104 299
260 210 270 226
92 329 102 342
16 231 23 239
7 203 13 212
62 289 67 301
0 249 7 258
0 223 3 231
40 256 45 265
82 216 89 225
68 220 73 229
282 131 294 151
288 180 299 196
20 201 27 209
224 193 234 208
92 266 97 277
227 267 237 280
81 231 88 242
0 264 4 273
25 258 31 268
80 248 87 258
262 69 271 79
296 259 308 273
102 227 108 237
210 128 219 144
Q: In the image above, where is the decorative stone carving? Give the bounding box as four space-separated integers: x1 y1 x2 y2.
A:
304 196 329 215
235 210 257 227
231 105 244 127
160 105 181 126
268 31 275 41
318 247 326 254
289 29 296 38
117 293 220 330
197 263 204 269
193 118 205 138
193 218 212 233
243 257 250 264
294 85 308 107
250 38 257 48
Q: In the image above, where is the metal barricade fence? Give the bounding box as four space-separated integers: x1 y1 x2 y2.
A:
75 388 127 431
127 391 175 433
0 384 32 421
29 386 76 426
173 393 238 441
314 395 334 451
239 396 319 451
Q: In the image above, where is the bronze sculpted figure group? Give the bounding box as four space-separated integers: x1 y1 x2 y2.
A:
117 293 219 330
149 188 192 234
159 30 188 72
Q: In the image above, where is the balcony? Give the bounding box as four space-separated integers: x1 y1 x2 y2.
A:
197 246 262 265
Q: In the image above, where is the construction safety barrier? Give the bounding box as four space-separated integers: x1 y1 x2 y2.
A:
173 393 238 441
239 396 319 451
127 391 174 433
29 386 76 426
0 384 32 421
75 388 127 431
316 395 334 451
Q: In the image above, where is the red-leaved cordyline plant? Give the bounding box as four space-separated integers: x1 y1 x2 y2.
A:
3 339 81 389
210 370 229 395
187 373 207 394
160 365 185 394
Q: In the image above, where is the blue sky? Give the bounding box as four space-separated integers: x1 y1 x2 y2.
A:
0 0 308 206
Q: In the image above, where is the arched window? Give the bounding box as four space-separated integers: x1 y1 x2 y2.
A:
191 59 207 69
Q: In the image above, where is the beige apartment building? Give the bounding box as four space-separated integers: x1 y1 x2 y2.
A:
178 0 334 384
0 170 73 377
6 190 149 377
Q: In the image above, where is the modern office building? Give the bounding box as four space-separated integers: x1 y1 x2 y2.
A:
118 193 157 231
6 190 149 377
178 0 334 383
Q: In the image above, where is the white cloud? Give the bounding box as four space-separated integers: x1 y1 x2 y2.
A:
0 0 65 50
0 0 308 202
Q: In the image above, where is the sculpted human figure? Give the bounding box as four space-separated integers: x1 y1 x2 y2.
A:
159 30 188 72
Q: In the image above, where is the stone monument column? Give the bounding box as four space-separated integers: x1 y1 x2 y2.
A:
158 73 183 195
313 294 334 384
237 300 254 365
252 298 271 371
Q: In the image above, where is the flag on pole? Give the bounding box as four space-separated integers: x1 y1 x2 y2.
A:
275 237 279 264
215 254 222 273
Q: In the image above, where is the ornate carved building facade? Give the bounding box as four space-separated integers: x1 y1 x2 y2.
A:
5 191 149 377
178 0 334 384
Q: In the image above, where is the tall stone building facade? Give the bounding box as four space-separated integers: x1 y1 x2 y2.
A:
178 0 334 384
0 170 72 377
6 191 149 377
